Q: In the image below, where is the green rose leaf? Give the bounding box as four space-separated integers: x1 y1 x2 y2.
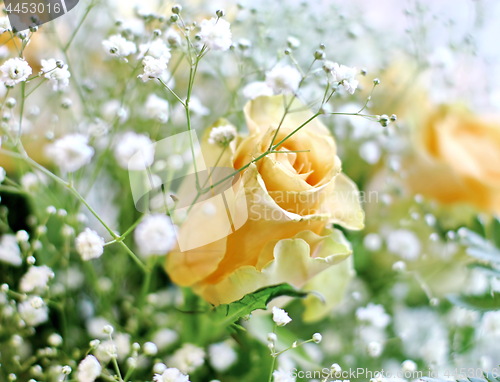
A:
210 283 307 326
448 293 500 312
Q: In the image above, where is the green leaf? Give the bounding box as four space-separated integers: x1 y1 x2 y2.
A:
466 247 500 264
471 215 487 237
484 372 500 382
459 228 500 264
491 217 500 248
210 284 307 326
468 263 500 278
448 293 500 312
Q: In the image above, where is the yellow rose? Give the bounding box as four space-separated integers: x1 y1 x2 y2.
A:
166 95 364 320
406 104 500 213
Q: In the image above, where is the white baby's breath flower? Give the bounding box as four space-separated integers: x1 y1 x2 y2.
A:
0 234 22 266
208 124 237 145
145 94 169 123
139 39 171 61
77 355 102 382
188 97 209 116
18 296 49 326
41 59 71 91
101 100 129 123
138 56 169 82
265 65 301 95
153 367 190 382
166 28 182 46
209 342 237 372
46 134 94 173
386 229 421 261
272 306 292 326
169 343 205 374
114 131 155 170
0 17 11 34
86 317 112 339
0 58 32 87
325 61 359 94
19 265 55 293
363 233 382 251
95 340 118 363
153 328 179 351
198 18 232 51
102 34 137 57
75 228 105 261
243 81 274 100
272 369 295 382
356 303 391 328
134 214 176 257
367 341 383 357
0 166 5 183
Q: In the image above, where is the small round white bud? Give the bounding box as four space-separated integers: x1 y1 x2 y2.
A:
61 98 72 109
26 256 36 265
430 297 439 306
286 36 300 49
216 9 225 17
314 50 325 60
392 261 406 272
143 341 158 356
61 365 72 375
267 333 277 343
331 363 342 374
16 230 29 242
1 283 9 292
401 359 417 373
312 333 322 343
103 325 114 335
127 357 137 368
46 206 57 214
153 363 167 374
89 339 100 348
172 4 182 14
36 226 47 235
373 78 381 85
48 333 63 347
5 98 16 108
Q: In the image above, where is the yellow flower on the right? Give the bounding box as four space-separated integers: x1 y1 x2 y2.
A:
406 103 500 213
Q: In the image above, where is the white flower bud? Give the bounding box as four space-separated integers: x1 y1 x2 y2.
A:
312 333 322 344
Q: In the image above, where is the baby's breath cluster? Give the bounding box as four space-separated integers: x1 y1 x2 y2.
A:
0 1 497 382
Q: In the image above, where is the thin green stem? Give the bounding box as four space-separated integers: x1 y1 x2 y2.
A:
111 357 124 382
63 1 95 52
268 356 277 382
0 148 148 273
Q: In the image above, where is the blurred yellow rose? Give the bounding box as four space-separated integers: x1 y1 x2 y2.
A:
166 95 364 320
406 104 500 213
